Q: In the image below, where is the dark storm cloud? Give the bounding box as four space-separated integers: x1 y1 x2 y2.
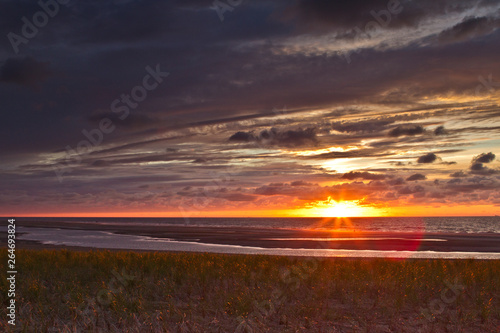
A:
406 173 427 181
444 178 499 193
434 126 447 135
229 131 255 142
388 125 425 137
450 171 467 178
397 185 425 195
470 163 489 171
417 153 438 164
469 152 498 175
470 163 499 175
229 127 317 147
0 57 51 87
473 152 496 164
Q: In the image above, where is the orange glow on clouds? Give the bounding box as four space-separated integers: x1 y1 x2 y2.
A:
2 202 498 218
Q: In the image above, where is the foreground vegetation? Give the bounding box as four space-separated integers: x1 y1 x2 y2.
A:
0 249 499 332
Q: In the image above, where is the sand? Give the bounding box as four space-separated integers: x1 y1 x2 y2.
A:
3 219 500 253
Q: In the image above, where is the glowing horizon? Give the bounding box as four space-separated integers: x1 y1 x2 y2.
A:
2 203 499 218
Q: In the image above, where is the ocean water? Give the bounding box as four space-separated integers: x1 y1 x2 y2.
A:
9 226 500 259
15 216 500 234
6 217 500 258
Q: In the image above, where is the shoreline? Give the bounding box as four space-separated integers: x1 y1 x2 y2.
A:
3 220 500 257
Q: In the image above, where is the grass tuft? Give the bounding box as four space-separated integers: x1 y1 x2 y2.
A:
0 249 498 332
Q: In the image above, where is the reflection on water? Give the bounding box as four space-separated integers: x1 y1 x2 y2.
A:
261 238 447 242
17 227 500 259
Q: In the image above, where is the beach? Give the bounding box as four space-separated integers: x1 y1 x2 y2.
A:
0 248 499 332
6 219 500 256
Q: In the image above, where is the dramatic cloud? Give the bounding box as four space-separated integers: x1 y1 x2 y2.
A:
1 0 500 216
434 126 447 136
417 153 438 164
388 125 425 137
473 152 496 164
228 132 254 142
470 152 498 175
450 171 467 178
406 173 427 181
229 128 317 147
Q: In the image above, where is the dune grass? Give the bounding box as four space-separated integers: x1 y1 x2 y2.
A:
0 249 499 332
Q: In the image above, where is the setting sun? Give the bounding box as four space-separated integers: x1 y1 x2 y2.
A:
321 200 364 217
293 197 382 218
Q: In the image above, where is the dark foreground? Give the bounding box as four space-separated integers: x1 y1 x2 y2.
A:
0 249 499 332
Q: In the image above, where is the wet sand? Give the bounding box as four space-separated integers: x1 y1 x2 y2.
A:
5 219 500 253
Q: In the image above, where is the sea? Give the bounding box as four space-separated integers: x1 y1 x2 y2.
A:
8 216 500 259
14 216 500 234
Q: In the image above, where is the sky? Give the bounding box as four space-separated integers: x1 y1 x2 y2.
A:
1 0 500 217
